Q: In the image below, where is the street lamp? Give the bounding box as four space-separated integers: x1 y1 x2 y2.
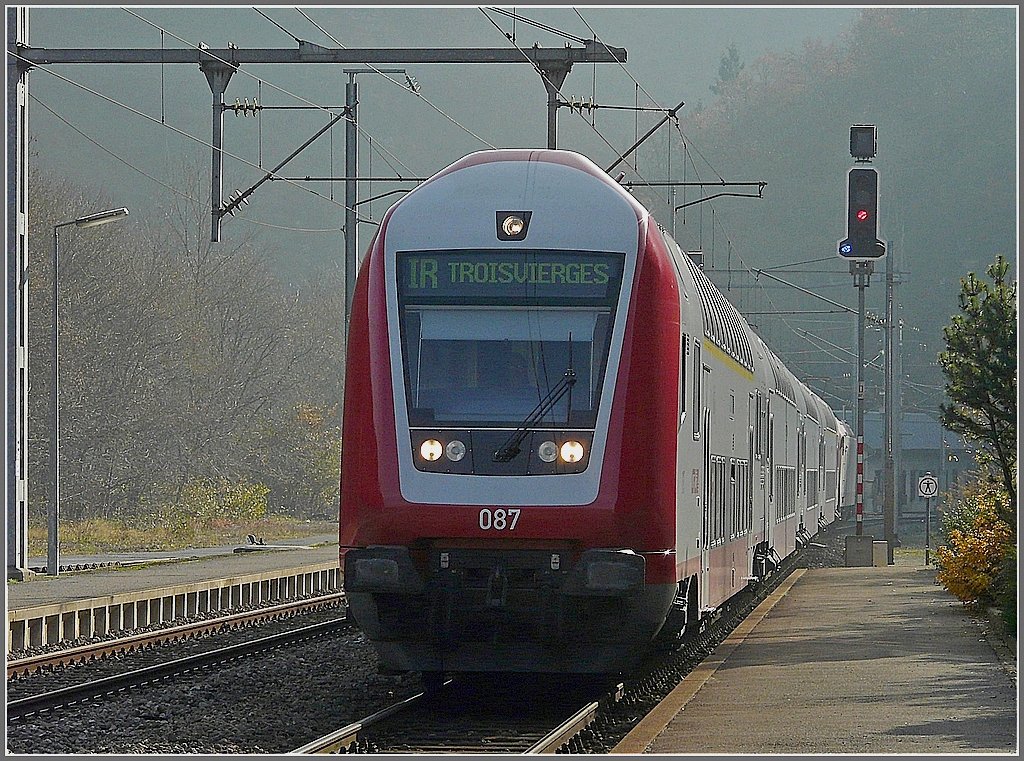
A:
49 207 129 576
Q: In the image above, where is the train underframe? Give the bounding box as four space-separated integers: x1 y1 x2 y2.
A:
345 545 677 674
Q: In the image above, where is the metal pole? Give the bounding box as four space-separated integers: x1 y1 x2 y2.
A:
895 316 904 524
925 495 931 566
7 5 32 580
344 76 357 328
852 261 872 536
884 244 895 563
49 224 64 576
606 99 685 175
539 63 571 150
339 68 410 339
201 62 235 243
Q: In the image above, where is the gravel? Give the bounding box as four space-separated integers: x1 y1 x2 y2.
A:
7 524 853 754
7 623 421 754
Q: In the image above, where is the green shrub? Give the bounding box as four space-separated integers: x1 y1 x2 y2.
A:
935 479 1014 609
158 478 269 541
992 545 1017 631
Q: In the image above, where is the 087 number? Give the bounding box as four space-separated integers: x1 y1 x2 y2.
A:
478 508 520 531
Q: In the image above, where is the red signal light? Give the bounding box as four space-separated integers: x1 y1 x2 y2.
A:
856 209 870 222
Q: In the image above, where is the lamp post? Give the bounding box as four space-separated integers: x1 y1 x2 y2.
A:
49 207 129 576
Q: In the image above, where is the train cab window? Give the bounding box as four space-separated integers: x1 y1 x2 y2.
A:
404 309 609 427
396 250 625 430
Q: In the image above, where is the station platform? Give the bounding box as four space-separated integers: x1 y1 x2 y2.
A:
6 536 342 652
614 564 1017 755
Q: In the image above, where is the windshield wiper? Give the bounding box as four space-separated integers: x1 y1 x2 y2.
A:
492 367 577 463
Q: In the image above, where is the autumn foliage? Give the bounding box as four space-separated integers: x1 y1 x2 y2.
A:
935 479 1015 625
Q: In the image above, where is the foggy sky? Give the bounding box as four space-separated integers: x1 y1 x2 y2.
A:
20 5 861 277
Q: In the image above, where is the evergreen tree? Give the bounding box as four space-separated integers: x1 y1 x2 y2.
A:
710 43 744 95
938 255 1017 517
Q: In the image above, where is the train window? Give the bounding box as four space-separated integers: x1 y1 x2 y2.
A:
729 460 737 538
753 393 760 459
401 307 612 428
396 249 625 431
692 341 702 439
717 458 726 543
679 333 687 422
745 461 753 532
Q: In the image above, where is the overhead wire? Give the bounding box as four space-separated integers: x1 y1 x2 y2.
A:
123 7 424 194
510 8 835 386
532 4 917 405
487 6 588 44
124 7 461 221
477 7 655 187
293 7 498 152
487 8 805 365
9 47 374 227
565 11 930 409
30 93 346 234
253 8 303 45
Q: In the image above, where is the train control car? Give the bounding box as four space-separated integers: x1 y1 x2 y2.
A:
339 149 852 678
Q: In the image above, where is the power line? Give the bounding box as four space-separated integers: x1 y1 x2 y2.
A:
294 7 497 151
486 7 588 45
11 48 372 225
253 8 303 45
478 7 656 189
126 7 425 184
33 93 348 235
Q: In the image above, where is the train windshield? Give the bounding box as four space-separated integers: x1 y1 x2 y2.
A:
396 250 625 429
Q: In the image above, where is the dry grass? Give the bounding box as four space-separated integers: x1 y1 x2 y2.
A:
27 516 338 556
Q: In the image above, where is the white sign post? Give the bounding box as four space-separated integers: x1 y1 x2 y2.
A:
919 474 938 565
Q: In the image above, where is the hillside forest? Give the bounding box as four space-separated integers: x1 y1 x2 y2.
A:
21 8 1015 539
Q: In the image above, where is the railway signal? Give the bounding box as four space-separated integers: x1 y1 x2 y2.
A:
849 124 877 161
838 167 886 260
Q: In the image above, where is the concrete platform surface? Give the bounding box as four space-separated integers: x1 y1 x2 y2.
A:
7 536 340 611
644 566 1017 755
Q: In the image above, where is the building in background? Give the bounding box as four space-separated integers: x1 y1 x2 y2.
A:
842 411 976 535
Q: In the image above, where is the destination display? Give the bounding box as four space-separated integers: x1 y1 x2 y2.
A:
397 250 625 304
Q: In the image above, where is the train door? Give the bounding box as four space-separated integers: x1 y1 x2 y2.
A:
748 392 756 569
699 365 711 611
764 395 773 542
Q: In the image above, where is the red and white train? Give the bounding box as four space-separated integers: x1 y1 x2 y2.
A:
339 149 856 679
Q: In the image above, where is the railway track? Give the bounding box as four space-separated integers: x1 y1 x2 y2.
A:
293 676 622 754
292 535 824 755
7 592 346 679
8 617 352 721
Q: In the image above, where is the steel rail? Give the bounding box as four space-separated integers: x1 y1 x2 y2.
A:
291 679 623 754
526 701 601 753
289 690 430 754
8 618 349 720
7 592 346 678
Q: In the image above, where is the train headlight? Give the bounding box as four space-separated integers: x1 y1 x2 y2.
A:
537 440 558 463
501 214 525 237
560 440 585 463
420 439 443 462
445 439 467 462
